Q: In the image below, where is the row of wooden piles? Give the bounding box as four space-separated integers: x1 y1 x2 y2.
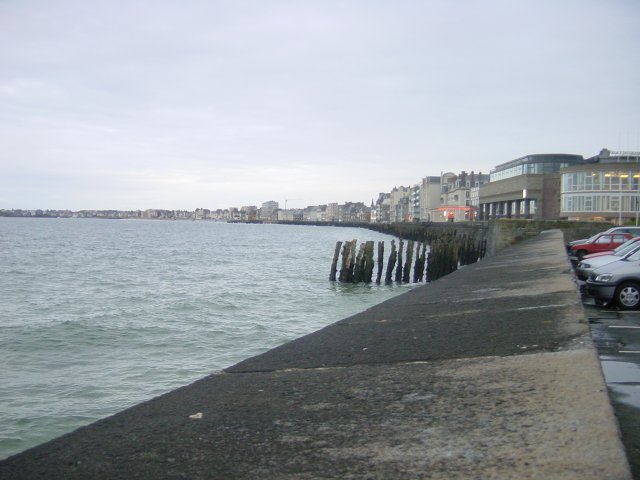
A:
330 232 487 284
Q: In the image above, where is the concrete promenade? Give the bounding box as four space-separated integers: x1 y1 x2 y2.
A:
0 230 632 479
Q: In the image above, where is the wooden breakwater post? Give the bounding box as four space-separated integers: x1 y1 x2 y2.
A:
395 239 404 283
338 240 357 283
376 241 384 284
351 241 376 283
424 231 487 283
413 242 426 283
364 241 375 283
385 240 397 284
329 241 343 281
353 242 365 283
329 226 488 284
402 240 414 283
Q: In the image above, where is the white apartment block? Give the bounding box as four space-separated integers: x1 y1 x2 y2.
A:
326 203 339 222
259 201 279 221
418 176 441 222
389 186 411 223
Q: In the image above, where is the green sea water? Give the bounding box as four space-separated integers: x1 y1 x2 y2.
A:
0 218 411 459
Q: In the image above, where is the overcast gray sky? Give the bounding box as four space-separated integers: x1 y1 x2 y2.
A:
1 0 638 210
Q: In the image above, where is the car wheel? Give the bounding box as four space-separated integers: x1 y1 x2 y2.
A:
615 282 640 310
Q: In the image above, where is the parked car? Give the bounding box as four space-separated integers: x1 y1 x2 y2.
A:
586 249 640 309
576 239 640 281
566 226 640 252
569 232 632 261
581 236 640 261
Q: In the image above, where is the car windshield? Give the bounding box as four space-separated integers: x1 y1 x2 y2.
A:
585 234 601 244
614 238 640 256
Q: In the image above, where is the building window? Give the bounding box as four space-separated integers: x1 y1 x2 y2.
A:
611 196 620 211
621 174 630 190
610 174 620 190
584 196 592 211
584 173 592 190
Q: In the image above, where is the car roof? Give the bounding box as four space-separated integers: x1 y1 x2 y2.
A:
577 231 630 245
606 226 640 233
592 249 640 274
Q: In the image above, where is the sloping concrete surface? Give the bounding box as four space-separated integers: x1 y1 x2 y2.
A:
0 230 631 479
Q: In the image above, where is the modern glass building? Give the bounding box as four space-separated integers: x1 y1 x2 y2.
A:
561 149 640 222
479 153 584 220
489 154 585 182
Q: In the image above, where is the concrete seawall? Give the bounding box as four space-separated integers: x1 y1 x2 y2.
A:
0 230 631 479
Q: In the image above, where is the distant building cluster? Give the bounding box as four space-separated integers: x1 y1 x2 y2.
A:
3 148 640 224
370 171 490 224
372 147 640 224
0 203 372 223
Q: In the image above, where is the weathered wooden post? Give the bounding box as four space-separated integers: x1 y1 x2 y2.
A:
412 242 422 283
330 241 342 281
459 234 469 265
364 241 375 283
338 241 348 282
376 241 384 284
420 242 428 282
354 242 365 283
338 241 349 282
403 240 414 283
339 239 355 282
395 239 404 283
451 234 460 272
429 239 439 282
385 239 397 284
347 240 357 283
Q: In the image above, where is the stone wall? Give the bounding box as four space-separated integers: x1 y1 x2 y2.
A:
363 220 613 256
275 219 614 257
490 219 613 254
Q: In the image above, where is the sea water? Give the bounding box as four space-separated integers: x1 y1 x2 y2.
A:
0 218 410 459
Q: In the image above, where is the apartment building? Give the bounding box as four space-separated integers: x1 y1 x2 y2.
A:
259 201 279 221
240 206 258 221
326 203 339 222
371 193 391 223
439 171 488 221
389 186 411 223
418 176 441 222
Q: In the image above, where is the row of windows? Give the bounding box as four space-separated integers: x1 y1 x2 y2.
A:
490 162 571 182
562 194 640 213
484 200 537 215
562 171 640 192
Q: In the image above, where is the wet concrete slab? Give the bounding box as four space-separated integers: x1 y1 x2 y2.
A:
0 351 629 480
587 305 640 478
0 230 632 479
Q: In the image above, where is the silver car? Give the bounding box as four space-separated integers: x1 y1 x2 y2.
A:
575 238 640 281
586 249 640 309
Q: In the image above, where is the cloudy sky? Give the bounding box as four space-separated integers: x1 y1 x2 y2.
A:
1 0 638 210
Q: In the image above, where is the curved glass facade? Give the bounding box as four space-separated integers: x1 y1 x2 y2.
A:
561 169 640 216
490 154 584 182
491 161 575 182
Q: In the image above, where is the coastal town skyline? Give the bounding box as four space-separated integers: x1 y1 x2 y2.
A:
1 0 639 211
